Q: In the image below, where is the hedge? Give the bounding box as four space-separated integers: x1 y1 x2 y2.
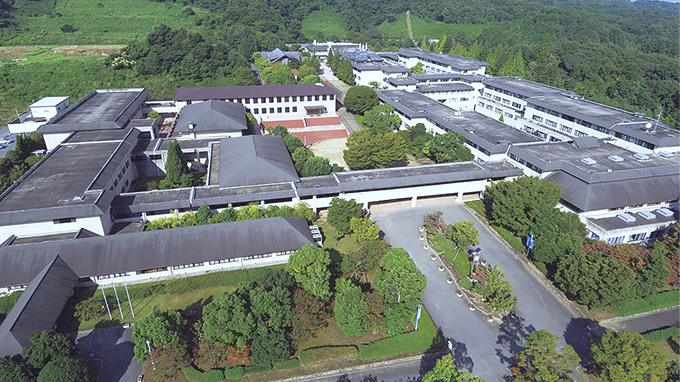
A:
610 291 680 317
642 327 680 343
464 200 487 218
298 346 358 367
183 366 224 382
359 308 444 360
223 364 270 379
275 358 301 370
492 225 525 253
0 291 23 314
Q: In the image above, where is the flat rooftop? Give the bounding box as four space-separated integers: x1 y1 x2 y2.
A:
416 83 474 93
398 49 488 71
588 208 679 232
174 84 336 101
30 97 69 108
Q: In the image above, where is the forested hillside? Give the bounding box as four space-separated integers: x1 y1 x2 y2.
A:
0 0 676 127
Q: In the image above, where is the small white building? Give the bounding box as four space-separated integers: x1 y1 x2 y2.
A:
7 97 70 134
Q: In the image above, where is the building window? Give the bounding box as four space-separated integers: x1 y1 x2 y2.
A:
606 236 625 245
322 95 327 100
98 272 130 280
559 125 572 134
261 108 266 114
277 97 282 102
292 96 297 102
329 95 334 100
574 130 587 137
269 97 274 103
315 95 320 101
243 253 273 260
292 106 298 112
253 108 259 114
209 258 239 265
253 98 258 104
533 115 543 123
494 108 503 114
511 102 522 109
277 107 282 113
285 107 290 113
478 102 485 107
546 120 557 127
284 96 289 102
53 217 76 224
629 232 647 241
173 262 205 270
270 108 275 113
501 98 510 105
244 98 250 104
261 97 267 103
485 104 493 110
307 96 312 101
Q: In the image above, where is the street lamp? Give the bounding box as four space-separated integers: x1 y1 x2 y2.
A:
146 340 155 371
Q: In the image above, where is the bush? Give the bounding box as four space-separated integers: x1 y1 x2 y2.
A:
183 366 205 382
493 225 525 253
464 200 487 219
223 364 270 379
642 327 680 343
298 346 359 367
0 290 22 314
275 358 300 370
204 369 225 382
611 291 680 317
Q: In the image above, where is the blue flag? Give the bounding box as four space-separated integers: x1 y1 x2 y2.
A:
526 234 534 249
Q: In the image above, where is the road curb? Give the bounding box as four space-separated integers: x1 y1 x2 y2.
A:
599 305 680 325
276 350 447 382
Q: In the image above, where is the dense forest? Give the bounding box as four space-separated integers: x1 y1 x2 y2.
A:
0 0 676 127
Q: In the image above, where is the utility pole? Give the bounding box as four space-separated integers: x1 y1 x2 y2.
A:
112 282 124 319
101 287 112 321
123 278 134 318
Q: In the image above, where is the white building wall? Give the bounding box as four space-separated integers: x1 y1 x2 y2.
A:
30 99 70 120
44 133 73 151
353 69 383 87
8 121 46 134
0 216 107 244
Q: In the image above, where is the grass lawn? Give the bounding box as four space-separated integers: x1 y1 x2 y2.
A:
359 308 443 360
653 337 680 362
377 12 489 41
429 234 472 280
609 291 680 317
301 10 348 40
134 176 165 192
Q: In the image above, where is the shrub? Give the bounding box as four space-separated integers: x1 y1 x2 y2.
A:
223 364 270 379
275 358 300 370
493 225 525 253
611 291 680 317
642 327 680 343
183 366 204 382
0 290 23 314
298 346 359 367
204 369 225 382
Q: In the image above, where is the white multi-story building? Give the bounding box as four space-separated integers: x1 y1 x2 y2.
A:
397 48 488 75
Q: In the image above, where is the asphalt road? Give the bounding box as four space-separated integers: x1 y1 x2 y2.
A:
602 306 680 334
300 354 441 382
371 203 604 381
74 326 143 382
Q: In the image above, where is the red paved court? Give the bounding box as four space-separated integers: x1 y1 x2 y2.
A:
262 119 305 129
304 116 342 126
290 129 348 146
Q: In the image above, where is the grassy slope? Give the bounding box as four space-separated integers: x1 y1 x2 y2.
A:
301 10 348 40
3 0 210 45
377 12 488 41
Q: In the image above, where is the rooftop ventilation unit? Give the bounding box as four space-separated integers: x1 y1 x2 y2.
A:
633 153 650 161
580 158 597 165
658 151 674 158
656 208 674 217
617 213 636 223
607 155 624 162
73 195 85 201
637 211 656 220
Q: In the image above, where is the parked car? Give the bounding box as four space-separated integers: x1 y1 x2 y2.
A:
137 375 144 382
0 145 6 150
0 138 13 145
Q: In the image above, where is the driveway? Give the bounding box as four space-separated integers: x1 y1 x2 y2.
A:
372 203 604 381
74 326 143 382
602 306 680 334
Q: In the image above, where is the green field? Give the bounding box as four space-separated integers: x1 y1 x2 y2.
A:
2 0 209 45
377 13 489 41
301 10 348 41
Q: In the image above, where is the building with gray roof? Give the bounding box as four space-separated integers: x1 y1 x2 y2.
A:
397 49 487 75
260 48 300 64
173 100 247 139
0 256 79 358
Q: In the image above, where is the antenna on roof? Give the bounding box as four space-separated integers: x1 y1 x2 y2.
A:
654 109 663 132
645 122 652 133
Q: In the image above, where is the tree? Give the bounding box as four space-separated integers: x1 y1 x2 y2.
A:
74 295 113 322
473 265 518 313
334 278 369 337
61 24 77 33
286 244 331 300
374 247 427 334
423 354 486 382
555 253 636 310
143 343 190 382
448 221 479 252
147 110 162 124
22 330 79 372
364 104 402 133
0 359 32 382
292 147 312 173
266 63 296 85
327 197 363 234
196 203 210 224
350 216 380 247
344 86 378 115
132 306 186 362
499 50 526 77
429 132 473 163
532 232 582 265
267 124 288 137
410 62 425 74
299 74 322 84
248 286 293 365
373 132 408 168
165 140 188 186
297 65 316 79
283 134 304 154
401 123 433 157
301 156 333 177
343 129 376 170
512 330 580 382
483 177 562 237
202 291 255 348
591 330 667 382
37 357 89 382
289 289 330 345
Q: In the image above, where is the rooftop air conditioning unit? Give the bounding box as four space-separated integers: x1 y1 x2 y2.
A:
617 213 636 223
637 211 656 220
580 157 597 165
607 155 624 162
633 153 650 161
656 208 674 217
73 195 85 201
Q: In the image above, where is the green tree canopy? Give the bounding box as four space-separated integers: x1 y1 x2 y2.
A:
343 129 407 170
591 330 668 382
37 357 88 382
148 110 162 123
344 86 379 115
447 221 479 251
301 155 333 177
165 140 188 186
327 197 363 234
202 291 255 348
410 61 425 74
512 330 580 382
282 133 304 154
265 63 296 85
286 244 331 300
334 278 369 337
532 231 582 265
350 216 381 247
0 359 32 382
498 50 526 77
555 253 636 310
21 330 79 372
423 353 486 382
299 74 322 84
132 306 187 363
428 132 473 164
374 247 427 334
364 104 402 133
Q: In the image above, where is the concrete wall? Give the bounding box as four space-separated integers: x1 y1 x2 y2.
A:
0 216 107 244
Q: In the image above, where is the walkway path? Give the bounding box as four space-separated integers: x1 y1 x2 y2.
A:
372 203 602 381
337 107 362 133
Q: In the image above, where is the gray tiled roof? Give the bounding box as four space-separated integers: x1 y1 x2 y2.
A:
260 48 300 63
0 256 79 358
174 100 247 135
0 217 314 288
397 49 488 71
218 135 299 188
174 84 335 101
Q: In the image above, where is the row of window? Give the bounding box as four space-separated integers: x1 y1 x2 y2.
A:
509 153 544 174
219 94 335 104
485 86 525 100
98 272 130 280
251 106 297 115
